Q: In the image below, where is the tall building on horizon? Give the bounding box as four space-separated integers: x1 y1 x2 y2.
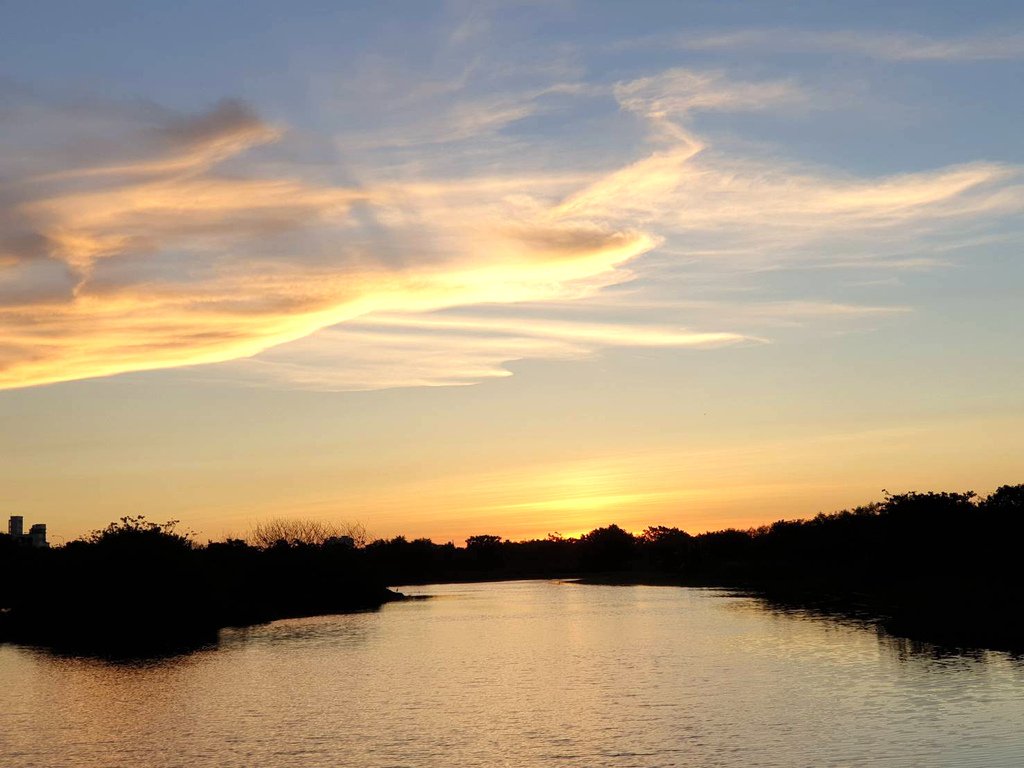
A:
7 515 47 547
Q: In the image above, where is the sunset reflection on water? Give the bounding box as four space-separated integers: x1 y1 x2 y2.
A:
2 582 1023 767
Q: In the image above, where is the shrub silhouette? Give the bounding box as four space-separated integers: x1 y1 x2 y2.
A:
247 518 368 548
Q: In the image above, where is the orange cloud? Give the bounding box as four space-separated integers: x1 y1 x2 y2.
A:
0 98 662 389
2 71 1020 392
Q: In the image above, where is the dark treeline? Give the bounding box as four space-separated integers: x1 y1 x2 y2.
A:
0 517 401 655
1 484 1022 654
353 484 1024 650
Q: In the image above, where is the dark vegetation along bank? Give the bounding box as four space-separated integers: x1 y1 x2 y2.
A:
1 484 1022 655
363 485 1024 651
0 517 403 656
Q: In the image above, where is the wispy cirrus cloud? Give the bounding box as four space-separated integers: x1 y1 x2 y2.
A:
613 68 805 122
228 65 1019 391
0 93 659 390
215 315 745 391
558 68 1021 263
646 28 1024 61
2 58 1021 392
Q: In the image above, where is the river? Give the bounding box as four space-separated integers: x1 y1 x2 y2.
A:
1 580 1022 767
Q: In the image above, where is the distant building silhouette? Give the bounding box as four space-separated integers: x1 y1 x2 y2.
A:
8 515 48 547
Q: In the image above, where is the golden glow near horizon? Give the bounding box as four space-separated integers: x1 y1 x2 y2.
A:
12 410 1019 546
1 5 1022 544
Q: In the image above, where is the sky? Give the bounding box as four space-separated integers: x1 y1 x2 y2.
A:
1 1 1022 545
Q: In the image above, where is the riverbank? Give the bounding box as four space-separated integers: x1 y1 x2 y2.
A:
0 585 408 657
572 572 1024 654
0 519 408 656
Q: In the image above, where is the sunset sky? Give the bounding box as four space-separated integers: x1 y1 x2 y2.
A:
1 1 1022 545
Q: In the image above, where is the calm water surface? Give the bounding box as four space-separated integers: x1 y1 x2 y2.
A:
2 581 1023 767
